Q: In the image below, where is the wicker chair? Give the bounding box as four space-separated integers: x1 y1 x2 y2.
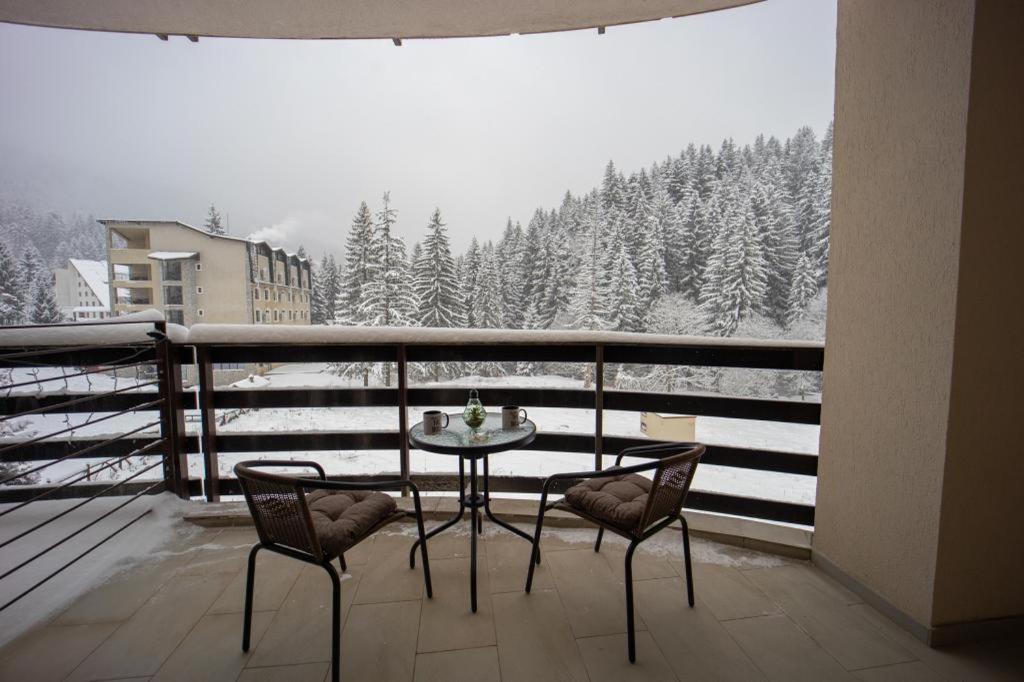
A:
524 442 704 663
234 460 432 682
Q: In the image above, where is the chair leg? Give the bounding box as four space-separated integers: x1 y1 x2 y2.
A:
338 554 347 572
323 562 342 682
625 540 638 663
525 503 547 593
594 527 604 553
414 503 433 599
242 543 260 651
680 515 694 607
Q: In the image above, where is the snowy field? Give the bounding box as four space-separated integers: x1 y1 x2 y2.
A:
2 363 819 505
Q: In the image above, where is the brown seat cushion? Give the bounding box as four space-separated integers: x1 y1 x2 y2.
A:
561 471 652 531
306 489 399 558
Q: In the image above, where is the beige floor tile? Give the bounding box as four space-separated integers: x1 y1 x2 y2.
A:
151 611 273 682
546 548 645 639
52 554 191 626
340 601 420 681
248 564 360 668
850 603 1023 682
416 557 496 653
484 533 552 594
414 646 501 682
208 550 303 614
688 562 781 621
744 565 913 670
339 534 375 566
66 572 234 681
0 623 118 682
492 589 588 682
599 540 680 581
635 577 766 681
723 614 857 681
422 529 486 560
353 532 427 604
575 631 678 682
854 661 945 681
178 528 257 576
238 662 330 682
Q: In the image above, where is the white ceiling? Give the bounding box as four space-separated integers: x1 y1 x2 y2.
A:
0 0 761 40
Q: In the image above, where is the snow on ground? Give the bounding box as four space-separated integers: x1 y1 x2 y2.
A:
3 364 820 505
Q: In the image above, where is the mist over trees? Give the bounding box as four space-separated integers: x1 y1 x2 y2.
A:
317 122 832 340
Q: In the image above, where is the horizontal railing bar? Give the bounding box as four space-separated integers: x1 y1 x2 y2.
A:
0 429 167 463
0 439 167 516
206 473 813 525
0 507 154 612
0 459 164 552
0 397 165 457
214 430 400 453
407 345 596 363
603 344 824 370
0 389 179 415
206 344 395 364
0 346 160 368
0 381 160 423
0 357 155 390
0 477 163 583
603 390 820 424
0 477 201 503
215 387 399 409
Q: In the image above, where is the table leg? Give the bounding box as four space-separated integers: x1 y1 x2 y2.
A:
469 456 478 613
482 455 540 559
410 457 467 569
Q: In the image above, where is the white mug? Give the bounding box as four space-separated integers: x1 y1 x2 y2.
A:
502 405 527 430
423 410 449 435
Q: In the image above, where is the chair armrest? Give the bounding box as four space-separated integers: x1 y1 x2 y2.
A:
613 441 700 466
234 459 326 480
540 459 661 496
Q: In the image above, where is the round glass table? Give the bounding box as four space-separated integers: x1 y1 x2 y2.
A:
409 413 537 612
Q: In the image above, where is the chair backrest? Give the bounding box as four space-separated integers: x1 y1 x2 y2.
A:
235 461 323 559
636 442 705 532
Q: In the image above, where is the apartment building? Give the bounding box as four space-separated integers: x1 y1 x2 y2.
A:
53 259 112 321
102 220 311 327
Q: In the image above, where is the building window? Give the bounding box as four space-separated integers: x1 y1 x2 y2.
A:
253 289 258 300
255 310 261 322
163 261 182 281
163 285 183 305
263 289 269 300
264 309 269 323
197 309 204 317
196 263 202 271
196 286 204 295
166 309 184 325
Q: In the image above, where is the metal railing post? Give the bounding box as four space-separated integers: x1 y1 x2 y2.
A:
398 344 410 496
196 345 220 502
595 344 604 471
155 321 189 499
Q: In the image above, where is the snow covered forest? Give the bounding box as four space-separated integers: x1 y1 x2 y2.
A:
311 123 832 344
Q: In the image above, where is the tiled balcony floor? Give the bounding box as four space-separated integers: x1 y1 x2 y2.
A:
0 516 1021 682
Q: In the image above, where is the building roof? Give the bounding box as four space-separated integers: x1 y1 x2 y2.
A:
148 251 199 260
68 259 110 308
100 219 308 262
0 1 760 40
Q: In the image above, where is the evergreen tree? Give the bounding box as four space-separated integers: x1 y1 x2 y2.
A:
414 209 464 328
604 228 642 332
461 237 482 327
310 257 329 324
322 255 340 323
358 192 417 328
0 242 23 325
475 244 503 329
30 271 62 323
204 205 225 235
17 244 44 312
497 220 526 329
568 203 610 331
786 252 818 326
338 201 376 323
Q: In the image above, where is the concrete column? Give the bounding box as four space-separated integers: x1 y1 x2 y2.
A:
814 0 1023 645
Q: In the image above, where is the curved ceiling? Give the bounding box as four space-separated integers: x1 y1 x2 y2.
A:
0 0 761 40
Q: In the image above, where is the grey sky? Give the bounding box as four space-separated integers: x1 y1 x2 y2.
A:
0 0 836 259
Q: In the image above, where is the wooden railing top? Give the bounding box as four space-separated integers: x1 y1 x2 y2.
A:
187 322 825 350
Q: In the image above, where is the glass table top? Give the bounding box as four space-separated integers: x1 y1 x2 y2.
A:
409 413 536 455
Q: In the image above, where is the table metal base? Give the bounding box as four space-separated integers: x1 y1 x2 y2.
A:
409 454 539 612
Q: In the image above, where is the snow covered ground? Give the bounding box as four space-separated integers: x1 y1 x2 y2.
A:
2 363 820 505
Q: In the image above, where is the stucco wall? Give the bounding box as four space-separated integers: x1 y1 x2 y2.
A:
815 0 975 627
932 0 1024 626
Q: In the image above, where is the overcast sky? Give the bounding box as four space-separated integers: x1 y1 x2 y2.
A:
0 0 836 259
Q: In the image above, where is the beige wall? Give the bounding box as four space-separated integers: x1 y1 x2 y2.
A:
818 0 1024 638
816 0 975 628
932 0 1024 626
